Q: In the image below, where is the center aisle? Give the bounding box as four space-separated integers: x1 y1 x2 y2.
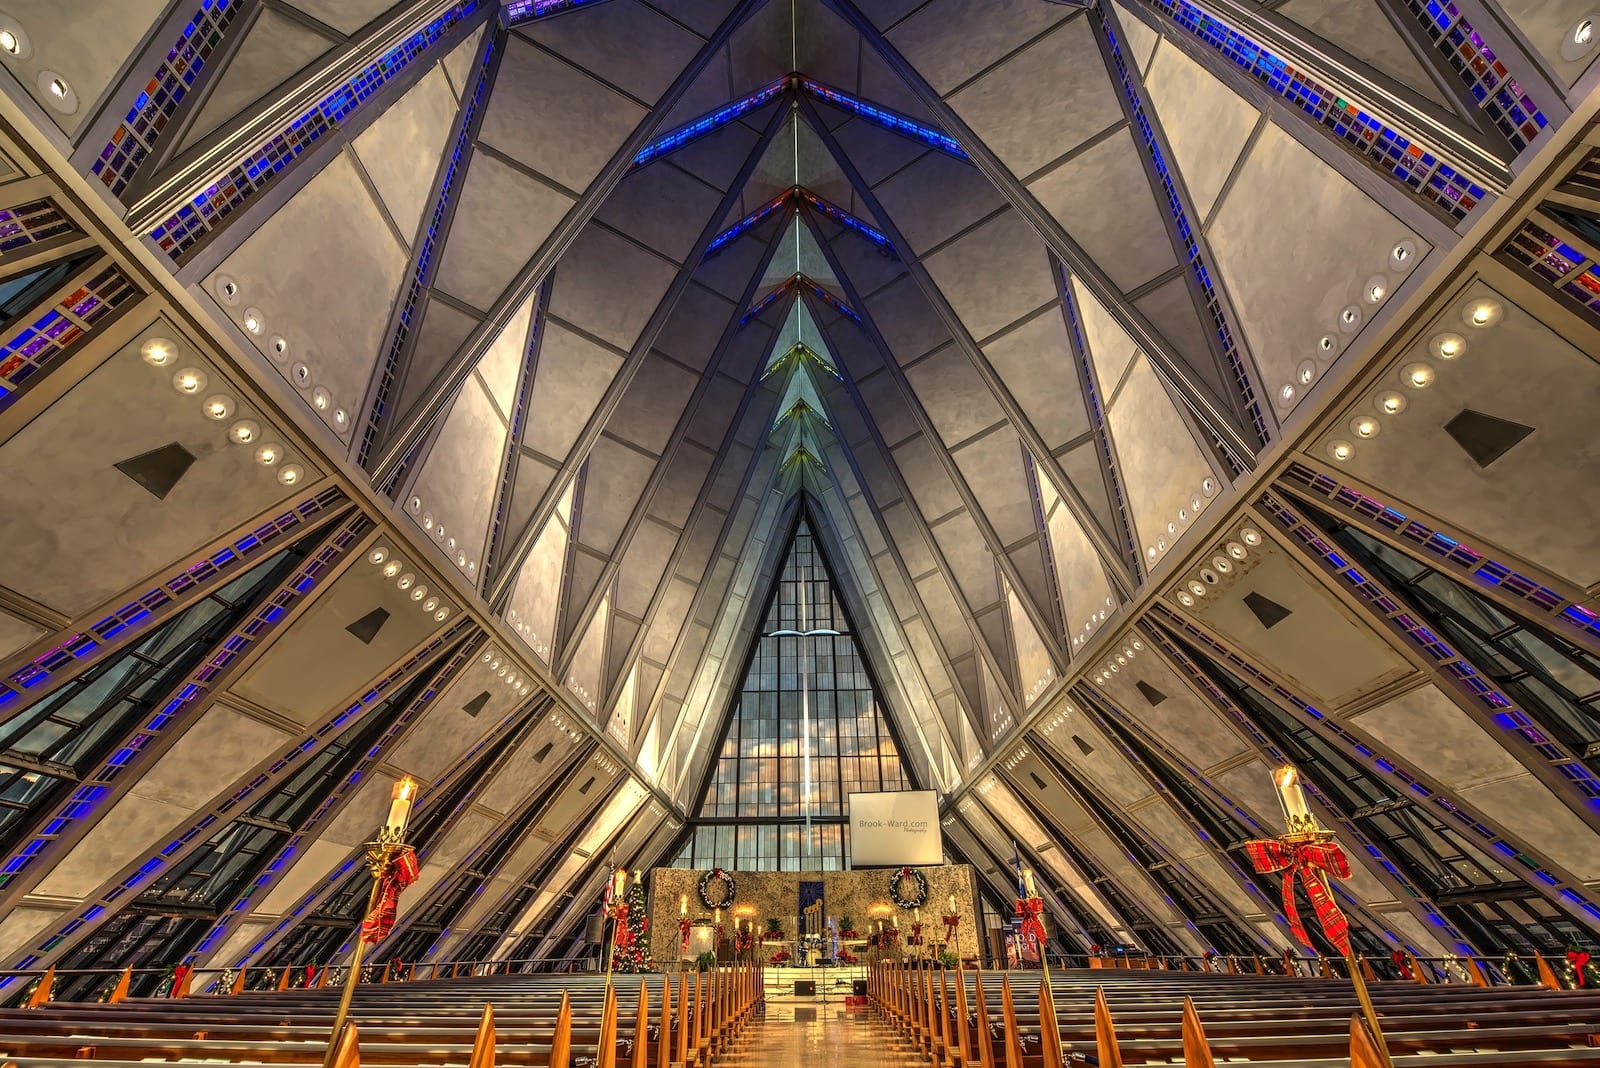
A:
720 1004 922 1067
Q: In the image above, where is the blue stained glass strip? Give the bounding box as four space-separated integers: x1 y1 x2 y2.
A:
504 0 609 21
92 0 247 198
705 193 788 258
1141 0 1488 220
799 189 894 256
631 78 790 170
798 78 966 159
150 1 481 262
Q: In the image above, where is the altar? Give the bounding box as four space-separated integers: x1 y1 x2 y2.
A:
646 865 981 966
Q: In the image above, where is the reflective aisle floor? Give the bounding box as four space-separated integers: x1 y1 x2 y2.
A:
719 1004 923 1067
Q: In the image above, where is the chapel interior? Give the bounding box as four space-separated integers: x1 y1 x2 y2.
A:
0 0 1597 1063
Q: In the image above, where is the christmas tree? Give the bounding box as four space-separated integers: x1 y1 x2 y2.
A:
610 883 652 973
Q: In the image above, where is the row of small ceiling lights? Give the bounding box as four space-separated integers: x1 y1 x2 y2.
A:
505 607 550 661
1092 636 1146 686
477 644 531 696
1001 744 1031 771
406 491 479 577
367 543 453 623
548 710 583 742
0 19 78 114
1325 297 1503 464
1173 524 1265 609
591 751 620 776
213 275 353 437
1144 475 1220 569
1279 241 1418 412
142 336 306 486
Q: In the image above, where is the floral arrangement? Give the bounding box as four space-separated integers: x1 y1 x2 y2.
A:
763 917 786 941
839 915 858 938
769 949 791 965
837 948 858 965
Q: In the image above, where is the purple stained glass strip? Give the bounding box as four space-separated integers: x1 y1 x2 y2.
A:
1142 0 1488 220
632 78 789 170
149 1 481 262
92 0 247 198
504 0 609 21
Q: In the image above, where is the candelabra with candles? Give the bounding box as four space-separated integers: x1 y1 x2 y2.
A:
942 892 960 950
603 868 630 988
1247 765 1391 1068
322 777 417 1068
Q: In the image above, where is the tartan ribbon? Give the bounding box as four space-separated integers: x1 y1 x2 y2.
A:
943 914 959 945
910 921 923 946
615 902 633 949
1569 950 1591 986
1244 838 1351 955
1015 897 1046 948
679 917 691 953
360 846 420 944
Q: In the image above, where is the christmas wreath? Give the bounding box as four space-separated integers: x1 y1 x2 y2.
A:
698 867 736 910
888 866 929 909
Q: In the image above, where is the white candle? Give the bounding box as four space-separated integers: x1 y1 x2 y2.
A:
386 777 417 838
1023 868 1036 897
892 915 899 929
714 907 721 925
614 869 627 899
680 894 687 916
1274 764 1314 831
914 907 920 922
949 894 957 913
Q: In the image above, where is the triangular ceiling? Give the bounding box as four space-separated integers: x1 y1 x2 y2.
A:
135 0 1464 829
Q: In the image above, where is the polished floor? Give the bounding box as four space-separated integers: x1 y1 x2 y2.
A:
720 1004 923 1066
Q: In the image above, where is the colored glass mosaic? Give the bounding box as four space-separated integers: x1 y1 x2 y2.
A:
1502 217 1600 323
149 1 481 262
1279 463 1600 644
706 188 893 260
0 199 78 253
1262 490 1600 804
1096 10 1268 445
799 77 967 159
1144 0 1488 220
91 0 246 198
1399 0 1547 151
504 0 609 21
799 189 894 254
360 34 496 467
0 264 140 403
705 194 788 258
0 519 366 893
0 490 344 708
632 78 789 170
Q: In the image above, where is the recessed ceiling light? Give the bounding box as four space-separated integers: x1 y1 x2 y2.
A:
1317 335 1337 360
268 336 289 361
1390 241 1416 272
229 419 260 444
141 337 176 367
1187 581 1207 598
255 442 283 466
369 548 389 566
291 362 312 389
1327 439 1355 462
1226 541 1247 560
1213 556 1232 573
1202 478 1218 497
1364 277 1387 304
38 70 76 113
1462 299 1502 329
1350 416 1380 439
311 386 331 411
277 463 304 486
411 585 427 602
174 369 211 398
1401 362 1435 389
397 573 414 591
1340 305 1361 332
243 307 265 335
215 276 241 305
1564 16 1598 59
1278 383 1296 406
1241 527 1262 546
383 561 402 579
202 394 234 420
0 22 31 59
1431 333 1466 360
1297 361 1316 386
1376 391 1406 415
1176 592 1194 607
423 597 439 612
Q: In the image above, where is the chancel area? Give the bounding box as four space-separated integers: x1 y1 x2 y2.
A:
0 0 1598 1063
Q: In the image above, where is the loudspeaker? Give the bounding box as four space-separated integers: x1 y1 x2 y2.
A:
584 915 605 945
852 979 868 997
794 980 816 996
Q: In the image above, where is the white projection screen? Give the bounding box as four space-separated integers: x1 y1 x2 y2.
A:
847 789 941 866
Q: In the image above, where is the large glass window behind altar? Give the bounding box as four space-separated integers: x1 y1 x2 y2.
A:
671 520 912 871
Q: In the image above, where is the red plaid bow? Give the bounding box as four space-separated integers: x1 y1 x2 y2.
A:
679 917 691 953
615 902 633 949
1015 897 1046 949
1569 950 1591 986
1244 839 1351 955
360 847 420 944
